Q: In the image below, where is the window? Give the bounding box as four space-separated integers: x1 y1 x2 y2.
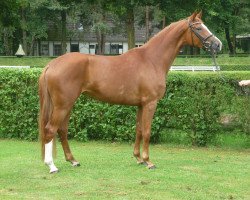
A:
135 44 143 48
54 44 62 56
89 45 95 49
110 44 123 54
70 44 79 52
41 44 49 56
89 44 96 54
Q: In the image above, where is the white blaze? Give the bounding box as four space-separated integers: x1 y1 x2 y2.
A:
201 23 222 51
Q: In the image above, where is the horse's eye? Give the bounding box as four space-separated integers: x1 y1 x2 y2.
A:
196 27 202 31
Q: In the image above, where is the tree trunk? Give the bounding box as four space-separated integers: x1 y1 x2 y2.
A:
61 10 67 55
126 7 135 50
21 7 27 55
195 47 200 55
190 46 194 55
29 35 35 56
3 28 13 56
145 6 149 42
96 31 106 55
38 39 41 56
96 13 106 55
101 33 106 54
225 26 234 55
162 16 166 29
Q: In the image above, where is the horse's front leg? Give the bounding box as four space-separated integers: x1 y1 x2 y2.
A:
133 106 143 164
141 100 157 169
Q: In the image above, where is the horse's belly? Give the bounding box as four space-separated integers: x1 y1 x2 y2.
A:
85 89 141 106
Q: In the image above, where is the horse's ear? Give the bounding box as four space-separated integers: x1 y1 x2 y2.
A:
197 10 202 19
189 12 197 21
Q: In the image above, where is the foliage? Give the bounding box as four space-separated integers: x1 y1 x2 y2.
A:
0 0 249 55
220 65 250 71
0 68 41 140
164 73 236 146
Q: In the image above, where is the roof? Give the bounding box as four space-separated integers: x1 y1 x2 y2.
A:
46 21 159 43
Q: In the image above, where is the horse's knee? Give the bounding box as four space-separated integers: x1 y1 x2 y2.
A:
44 126 56 143
143 131 151 143
58 129 67 141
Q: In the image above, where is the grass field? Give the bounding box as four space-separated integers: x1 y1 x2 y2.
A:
0 140 249 200
0 54 249 68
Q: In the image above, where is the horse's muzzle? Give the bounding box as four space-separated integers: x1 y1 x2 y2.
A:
210 37 222 53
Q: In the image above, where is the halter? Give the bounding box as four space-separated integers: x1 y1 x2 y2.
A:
188 21 214 51
188 20 224 80
187 20 248 95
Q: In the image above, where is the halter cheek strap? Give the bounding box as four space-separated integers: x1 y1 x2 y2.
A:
188 21 214 50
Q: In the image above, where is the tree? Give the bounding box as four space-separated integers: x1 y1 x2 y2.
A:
84 0 111 55
106 0 137 49
197 0 250 54
0 0 50 55
0 0 19 55
46 0 71 54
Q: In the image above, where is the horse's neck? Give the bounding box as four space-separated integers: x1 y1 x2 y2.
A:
144 20 187 73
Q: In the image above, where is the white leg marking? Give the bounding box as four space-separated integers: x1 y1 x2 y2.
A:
44 140 58 173
72 161 80 167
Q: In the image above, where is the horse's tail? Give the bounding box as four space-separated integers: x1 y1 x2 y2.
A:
38 68 56 160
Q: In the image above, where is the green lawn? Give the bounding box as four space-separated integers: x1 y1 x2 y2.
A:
173 54 250 66
0 57 52 68
0 140 249 200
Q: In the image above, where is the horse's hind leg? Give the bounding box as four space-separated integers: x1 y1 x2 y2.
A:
58 113 80 167
44 107 69 173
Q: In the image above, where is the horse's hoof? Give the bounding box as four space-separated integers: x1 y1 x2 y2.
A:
49 169 59 174
72 161 80 167
148 165 156 170
137 161 148 166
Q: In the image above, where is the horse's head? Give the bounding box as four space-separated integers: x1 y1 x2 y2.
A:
186 11 222 53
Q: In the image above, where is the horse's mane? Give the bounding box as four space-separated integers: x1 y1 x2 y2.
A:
144 19 187 46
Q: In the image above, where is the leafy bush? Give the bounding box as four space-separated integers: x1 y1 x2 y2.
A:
0 69 249 146
0 68 41 140
220 65 250 71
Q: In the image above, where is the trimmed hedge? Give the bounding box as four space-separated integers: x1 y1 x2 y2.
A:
220 65 250 71
0 69 249 146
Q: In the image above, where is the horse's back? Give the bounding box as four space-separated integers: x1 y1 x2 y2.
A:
42 51 165 106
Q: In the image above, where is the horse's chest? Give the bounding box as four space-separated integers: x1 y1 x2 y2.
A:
140 78 166 102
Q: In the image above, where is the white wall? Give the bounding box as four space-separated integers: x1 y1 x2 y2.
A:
79 43 89 54
66 42 70 53
123 43 128 53
49 42 53 56
38 41 146 56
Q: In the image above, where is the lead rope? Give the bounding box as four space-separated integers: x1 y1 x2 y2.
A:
210 49 227 83
210 50 249 96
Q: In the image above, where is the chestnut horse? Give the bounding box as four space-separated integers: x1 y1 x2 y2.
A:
39 12 222 173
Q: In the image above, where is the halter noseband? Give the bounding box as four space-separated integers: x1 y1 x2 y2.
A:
188 21 214 51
